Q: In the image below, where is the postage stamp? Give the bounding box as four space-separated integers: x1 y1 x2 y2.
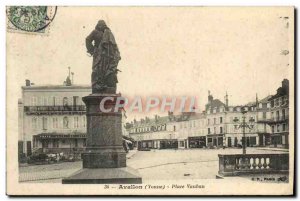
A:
6 6 57 34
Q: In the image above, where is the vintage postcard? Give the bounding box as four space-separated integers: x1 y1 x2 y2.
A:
6 6 294 195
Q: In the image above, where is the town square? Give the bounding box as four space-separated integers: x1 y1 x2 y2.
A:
6 6 294 195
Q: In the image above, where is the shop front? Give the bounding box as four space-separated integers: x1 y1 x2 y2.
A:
270 132 288 148
159 139 178 149
207 134 224 147
188 136 206 148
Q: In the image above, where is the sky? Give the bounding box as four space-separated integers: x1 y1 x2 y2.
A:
7 7 293 121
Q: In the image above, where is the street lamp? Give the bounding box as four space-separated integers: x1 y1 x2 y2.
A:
233 107 255 155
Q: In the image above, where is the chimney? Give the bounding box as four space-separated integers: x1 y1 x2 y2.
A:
282 79 289 92
256 93 258 106
71 72 74 84
208 90 213 103
25 79 31 86
155 115 160 122
225 91 228 107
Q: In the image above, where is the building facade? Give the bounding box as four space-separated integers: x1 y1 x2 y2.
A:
267 79 289 148
126 79 290 149
18 78 91 156
19 78 290 157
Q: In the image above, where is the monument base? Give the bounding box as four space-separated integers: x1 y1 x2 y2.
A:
62 167 142 184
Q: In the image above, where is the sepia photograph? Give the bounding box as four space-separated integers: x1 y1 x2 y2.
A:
5 6 294 196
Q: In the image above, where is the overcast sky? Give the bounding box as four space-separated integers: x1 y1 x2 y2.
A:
7 7 293 120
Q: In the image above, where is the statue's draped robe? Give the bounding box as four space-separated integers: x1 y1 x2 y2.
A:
86 28 121 93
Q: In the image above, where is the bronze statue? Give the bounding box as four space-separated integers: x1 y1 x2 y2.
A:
86 20 121 94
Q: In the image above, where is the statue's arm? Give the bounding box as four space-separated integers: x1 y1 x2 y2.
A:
86 30 96 55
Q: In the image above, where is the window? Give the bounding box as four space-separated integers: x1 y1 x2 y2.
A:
214 118 216 124
31 97 37 106
271 112 274 120
74 116 79 128
282 109 286 120
277 125 280 132
271 100 274 108
263 112 266 119
42 117 48 130
63 117 69 129
207 119 210 125
73 96 79 106
220 117 223 123
63 97 68 106
53 97 58 106
82 116 86 127
250 137 256 145
272 126 275 133
276 111 280 121
173 125 176 131
53 140 59 148
208 128 211 134
220 126 223 134
52 117 58 128
275 99 279 107
283 124 286 131
32 117 37 129
214 127 216 134
43 97 48 106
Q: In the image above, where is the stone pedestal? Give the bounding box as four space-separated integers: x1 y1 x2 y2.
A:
62 94 142 184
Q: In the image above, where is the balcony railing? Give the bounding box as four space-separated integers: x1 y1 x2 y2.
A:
24 105 86 114
257 115 289 124
218 153 289 176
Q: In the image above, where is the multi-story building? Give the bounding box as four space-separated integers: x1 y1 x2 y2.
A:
224 104 258 148
18 77 91 156
126 78 290 150
126 115 177 149
20 76 289 156
205 92 227 147
176 112 207 149
267 79 289 148
256 95 273 146
204 91 260 148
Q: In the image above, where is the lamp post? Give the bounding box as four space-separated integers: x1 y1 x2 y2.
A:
233 107 255 155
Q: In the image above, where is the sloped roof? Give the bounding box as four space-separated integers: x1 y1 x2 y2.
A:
205 99 225 111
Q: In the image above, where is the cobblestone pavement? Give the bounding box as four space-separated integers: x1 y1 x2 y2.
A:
19 148 287 182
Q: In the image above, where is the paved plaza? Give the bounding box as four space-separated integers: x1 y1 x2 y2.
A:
19 148 288 183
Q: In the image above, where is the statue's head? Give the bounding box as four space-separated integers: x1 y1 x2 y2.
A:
95 20 108 31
